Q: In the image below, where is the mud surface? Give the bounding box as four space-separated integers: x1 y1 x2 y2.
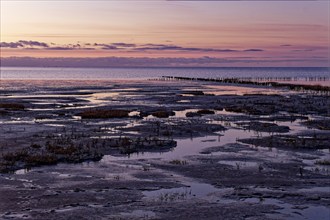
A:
0 79 329 219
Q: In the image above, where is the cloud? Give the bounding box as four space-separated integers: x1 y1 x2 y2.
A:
68 43 81 48
111 43 136 47
141 43 171 47
292 49 314 52
135 45 264 53
45 47 76 50
0 40 265 53
135 45 185 51
18 40 49 48
134 45 237 52
45 46 95 50
136 43 239 52
0 42 24 48
280 44 292 47
93 43 118 50
244 49 264 52
1 40 49 48
101 46 119 50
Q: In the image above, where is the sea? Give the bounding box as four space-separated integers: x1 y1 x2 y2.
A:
0 67 329 82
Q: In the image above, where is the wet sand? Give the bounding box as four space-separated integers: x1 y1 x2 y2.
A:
0 79 329 219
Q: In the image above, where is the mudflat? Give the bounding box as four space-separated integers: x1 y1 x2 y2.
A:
0 79 329 220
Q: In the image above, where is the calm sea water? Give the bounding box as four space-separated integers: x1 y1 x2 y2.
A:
0 67 329 80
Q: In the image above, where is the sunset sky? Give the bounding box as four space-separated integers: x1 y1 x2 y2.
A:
0 0 329 67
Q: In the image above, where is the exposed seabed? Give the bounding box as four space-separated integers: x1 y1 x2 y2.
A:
0 79 329 219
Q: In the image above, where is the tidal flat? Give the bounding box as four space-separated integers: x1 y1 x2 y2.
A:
0 79 329 220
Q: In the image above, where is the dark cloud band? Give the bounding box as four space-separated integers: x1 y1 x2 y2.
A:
0 40 264 53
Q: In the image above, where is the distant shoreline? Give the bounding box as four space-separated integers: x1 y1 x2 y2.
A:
1 66 328 69
1 66 329 83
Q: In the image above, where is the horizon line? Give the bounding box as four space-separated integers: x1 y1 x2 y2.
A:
1 65 328 69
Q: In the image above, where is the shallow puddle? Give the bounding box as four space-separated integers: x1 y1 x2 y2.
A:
142 176 233 203
204 84 295 96
102 134 224 161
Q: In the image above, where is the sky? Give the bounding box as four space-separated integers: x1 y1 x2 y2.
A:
0 0 329 67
